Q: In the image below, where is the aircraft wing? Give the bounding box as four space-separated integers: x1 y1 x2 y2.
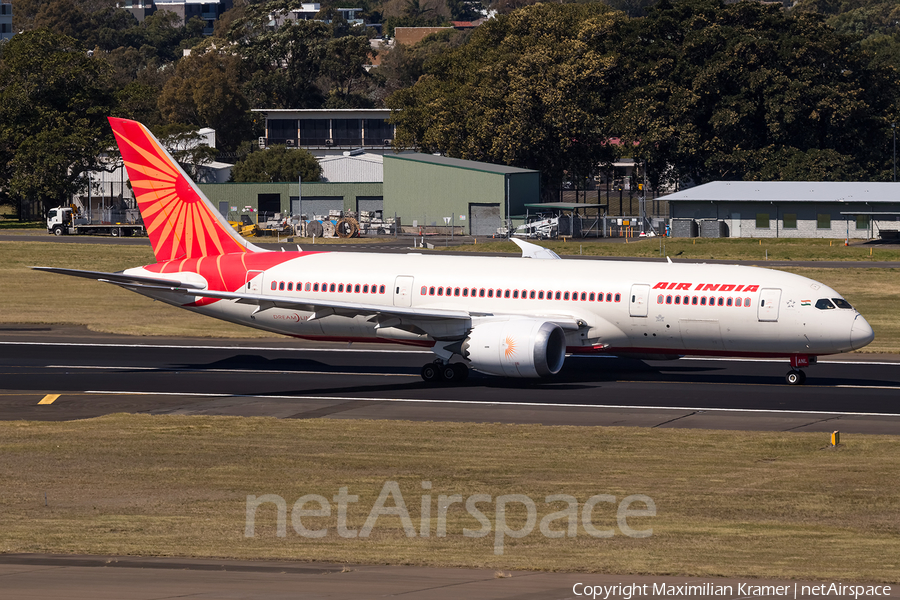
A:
35 267 583 332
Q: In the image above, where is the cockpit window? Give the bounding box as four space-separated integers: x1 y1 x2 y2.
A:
815 298 836 310
832 298 853 309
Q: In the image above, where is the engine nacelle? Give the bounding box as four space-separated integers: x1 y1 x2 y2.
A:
462 319 567 378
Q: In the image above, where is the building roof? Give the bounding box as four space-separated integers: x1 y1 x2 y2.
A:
385 153 538 175
662 181 900 203
318 152 383 183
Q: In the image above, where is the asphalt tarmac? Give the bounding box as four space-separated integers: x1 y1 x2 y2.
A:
2 326 898 433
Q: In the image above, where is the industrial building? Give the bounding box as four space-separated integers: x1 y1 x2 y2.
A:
663 181 900 239
254 109 395 156
384 153 540 236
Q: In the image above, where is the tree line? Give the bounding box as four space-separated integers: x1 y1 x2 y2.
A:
1 0 898 218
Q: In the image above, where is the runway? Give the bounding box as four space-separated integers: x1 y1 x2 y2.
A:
2 328 899 433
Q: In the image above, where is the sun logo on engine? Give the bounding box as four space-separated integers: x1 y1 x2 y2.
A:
504 336 516 358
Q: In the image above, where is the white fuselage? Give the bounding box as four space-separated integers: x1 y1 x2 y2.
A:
127 252 874 359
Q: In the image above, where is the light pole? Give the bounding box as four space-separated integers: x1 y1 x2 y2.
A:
893 122 896 182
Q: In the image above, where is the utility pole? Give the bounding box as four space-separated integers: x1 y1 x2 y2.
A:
893 122 896 182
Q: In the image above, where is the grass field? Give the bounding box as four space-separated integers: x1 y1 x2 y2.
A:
0 414 897 581
447 237 900 262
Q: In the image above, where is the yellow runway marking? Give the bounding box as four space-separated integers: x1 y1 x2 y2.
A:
38 394 60 405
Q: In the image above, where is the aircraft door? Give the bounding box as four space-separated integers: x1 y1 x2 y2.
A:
245 270 264 293
629 284 650 317
758 288 781 322
393 275 414 307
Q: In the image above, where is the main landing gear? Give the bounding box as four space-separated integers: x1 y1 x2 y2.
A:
421 360 469 384
785 354 815 385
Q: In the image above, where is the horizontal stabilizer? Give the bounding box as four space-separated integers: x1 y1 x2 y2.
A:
32 267 207 290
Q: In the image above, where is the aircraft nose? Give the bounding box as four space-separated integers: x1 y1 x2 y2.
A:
850 314 875 350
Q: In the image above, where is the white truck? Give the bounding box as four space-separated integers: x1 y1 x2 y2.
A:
46 206 145 237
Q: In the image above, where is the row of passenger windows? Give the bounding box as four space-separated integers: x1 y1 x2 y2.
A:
659 294 752 307
420 286 622 303
271 281 386 294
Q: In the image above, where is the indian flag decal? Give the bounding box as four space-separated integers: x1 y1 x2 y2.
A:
801 300 811 306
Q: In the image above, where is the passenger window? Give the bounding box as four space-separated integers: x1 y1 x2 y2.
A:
580 292 586 301
717 297 724 306
380 285 385 293
429 287 435 295
692 296 698 305
674 296 680 304
832 298 852 309
421 286 427 295
288 282 294 291
615 293 621 302
555 291 561 300
666 295 672 304
454 288 460 296
463 288 468 297
816 298 836 310
305 283 311 291
271 282 277 291
354 284 360 293
727 298 733 306
538 291 545 299
563 292 569 300
744 297 751 307
504 290 510 298
313 283 319 291
480 289 485 297
606 293 613 302
363 285 369 293
513 290 519 298
700 296 706 305
590 292 595 301
330 284 336 292
658 295 664 304
338 284 343 292
530 290 536 299
488 289 493 297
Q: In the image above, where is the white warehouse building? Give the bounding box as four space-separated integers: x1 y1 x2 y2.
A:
663 181 900 239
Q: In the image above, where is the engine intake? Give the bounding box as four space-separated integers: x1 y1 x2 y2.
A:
462 319 567 378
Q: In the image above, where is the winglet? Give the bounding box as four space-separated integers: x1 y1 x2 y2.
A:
108 117 266 262
510 238 560 259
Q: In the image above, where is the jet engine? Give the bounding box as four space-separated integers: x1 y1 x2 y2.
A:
462 319 567 378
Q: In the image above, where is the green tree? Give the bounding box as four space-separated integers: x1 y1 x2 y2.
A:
158 50 252 151
606 0 900 185
387 3 621 196
227 5 332 109
231 146 322 182
0 30 117 219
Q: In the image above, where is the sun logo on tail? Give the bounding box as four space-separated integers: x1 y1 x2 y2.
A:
108 117 250 262
503 336 517 358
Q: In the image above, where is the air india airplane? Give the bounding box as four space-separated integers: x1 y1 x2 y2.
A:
36 118 874 385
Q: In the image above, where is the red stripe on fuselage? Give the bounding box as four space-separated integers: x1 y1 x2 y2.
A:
144 251 326 305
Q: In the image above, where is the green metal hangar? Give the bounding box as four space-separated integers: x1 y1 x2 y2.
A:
384 153 540 236
663 181 900 239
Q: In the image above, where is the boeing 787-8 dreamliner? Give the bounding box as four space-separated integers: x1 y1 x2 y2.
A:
36 118 874 385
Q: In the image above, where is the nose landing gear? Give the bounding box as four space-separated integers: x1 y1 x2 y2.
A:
785 369 806 385
785 354 814 385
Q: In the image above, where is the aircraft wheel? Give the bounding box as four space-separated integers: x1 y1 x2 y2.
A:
452 363 469 381
440 363 458 382
421 362 441 383
785 370 805 385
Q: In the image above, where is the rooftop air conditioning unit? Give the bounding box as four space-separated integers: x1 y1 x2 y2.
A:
285 139 295 147
383 139 392 146
325 138 334 146
258 137 266 148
